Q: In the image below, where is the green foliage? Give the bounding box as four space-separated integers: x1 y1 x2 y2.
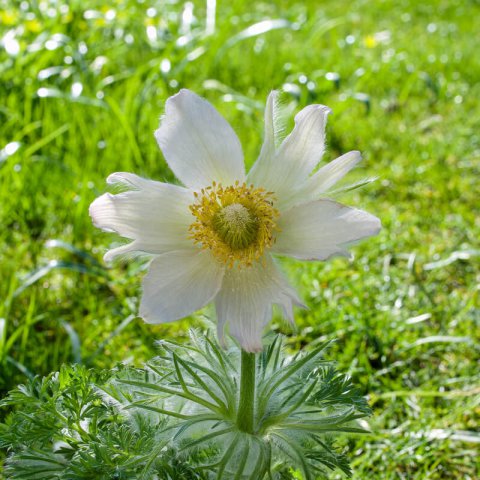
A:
0 362 205 479
1 332 369 479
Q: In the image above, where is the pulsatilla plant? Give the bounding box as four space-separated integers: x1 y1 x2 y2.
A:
1 90 380 479
1 332 369 479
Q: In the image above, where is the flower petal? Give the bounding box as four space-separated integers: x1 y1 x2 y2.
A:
215 256 302 353
89 172 194 261
247 90 278 181
272 199 381 260
278 151 363 209
304 150 363 195
140 250 224 324
248 102 331 210
154 89 245 189
277 104 331 178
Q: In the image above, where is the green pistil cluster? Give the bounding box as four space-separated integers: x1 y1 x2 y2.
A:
212 203 259 250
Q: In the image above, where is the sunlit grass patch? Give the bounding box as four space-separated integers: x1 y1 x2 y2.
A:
1 0 479 478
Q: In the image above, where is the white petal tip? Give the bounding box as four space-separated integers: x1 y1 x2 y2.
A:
176 88 192 96
217 335 227 350
88 195 109 227
102 242 138 264
320 104 332 115
241 343 263 354
102 252 113 264
106 172 137 186
166 88 196 107
362 216 382 238
216 323 227 349
308 104 333 116
296 300 308 310
106 173 122 184
139 304 168 325
350 150 362 161
267 89 280 101
139 312 158 325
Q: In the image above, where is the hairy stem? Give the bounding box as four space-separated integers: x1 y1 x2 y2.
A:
237 350 256 433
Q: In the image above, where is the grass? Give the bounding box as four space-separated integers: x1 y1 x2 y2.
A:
0 0 479 478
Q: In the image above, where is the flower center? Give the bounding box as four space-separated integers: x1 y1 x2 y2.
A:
189 182 278 268
212 203 259 250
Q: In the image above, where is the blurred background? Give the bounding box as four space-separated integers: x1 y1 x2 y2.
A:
0 0 478 477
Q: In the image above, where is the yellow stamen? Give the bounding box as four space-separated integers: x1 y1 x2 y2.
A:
189 182 278 268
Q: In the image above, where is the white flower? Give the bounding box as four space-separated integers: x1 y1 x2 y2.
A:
90 90 381 352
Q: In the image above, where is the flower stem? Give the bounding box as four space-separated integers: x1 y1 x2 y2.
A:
237 350 256 433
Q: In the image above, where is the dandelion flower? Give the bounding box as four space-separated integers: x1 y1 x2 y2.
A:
90 90 381 352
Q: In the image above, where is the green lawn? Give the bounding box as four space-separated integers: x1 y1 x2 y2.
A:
0 0 479 478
